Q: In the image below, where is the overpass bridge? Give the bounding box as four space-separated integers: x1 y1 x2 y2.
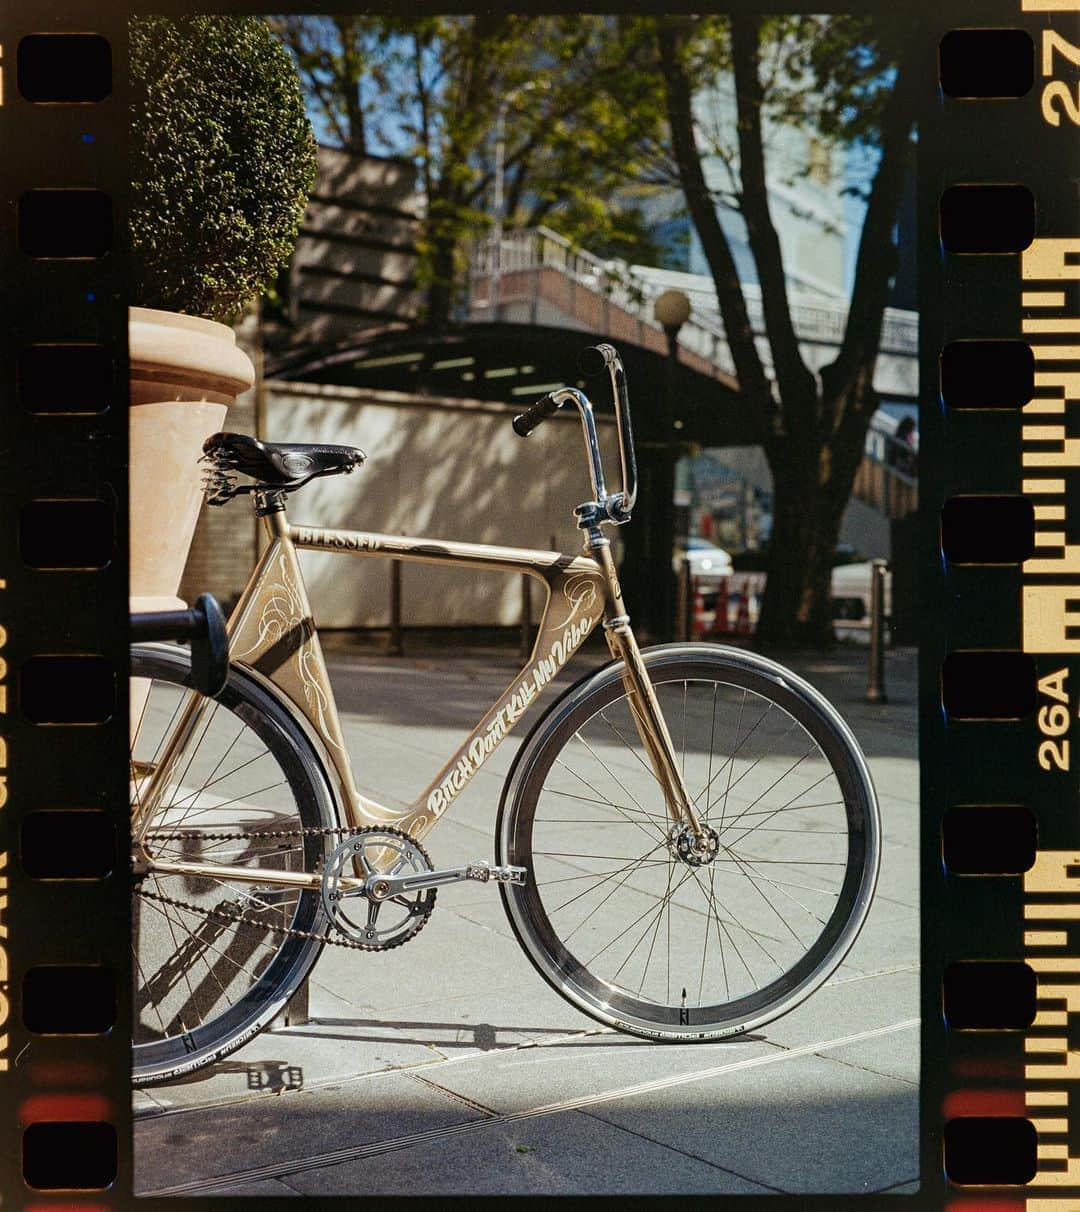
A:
467 227 918 549
469 225 918 405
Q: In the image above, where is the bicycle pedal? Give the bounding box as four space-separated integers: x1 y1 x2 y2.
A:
466 861 527 885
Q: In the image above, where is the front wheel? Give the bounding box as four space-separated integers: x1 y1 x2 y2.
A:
497 643 880 1041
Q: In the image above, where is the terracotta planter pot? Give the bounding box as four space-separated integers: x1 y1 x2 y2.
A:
129 307 255 613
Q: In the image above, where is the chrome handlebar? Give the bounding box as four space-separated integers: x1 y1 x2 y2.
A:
512 345 638 528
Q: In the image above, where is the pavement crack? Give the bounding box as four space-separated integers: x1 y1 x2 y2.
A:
812 1050 918 1088
828 963 919 986
408 1071 498 1117
870 1174 919 1194
517 1027 615 1050
577 1107 786 1193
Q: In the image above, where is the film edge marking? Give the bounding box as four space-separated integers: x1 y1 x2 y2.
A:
1018 233 1080 1197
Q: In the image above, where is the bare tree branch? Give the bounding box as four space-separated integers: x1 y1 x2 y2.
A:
413 31 432 195
826 35 917 408
731 13 817 421
656 17 775 442
331 17 366 153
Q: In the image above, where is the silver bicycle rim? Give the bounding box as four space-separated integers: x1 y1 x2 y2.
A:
131 646 335 1084
499 645 881 1040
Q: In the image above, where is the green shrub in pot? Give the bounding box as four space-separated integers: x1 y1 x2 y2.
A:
128 16 317 621
130 14 317 323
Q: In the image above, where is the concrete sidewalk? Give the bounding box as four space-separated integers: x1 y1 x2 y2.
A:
133 643 919 1198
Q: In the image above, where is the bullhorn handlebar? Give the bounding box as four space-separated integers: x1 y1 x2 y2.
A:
511 345 638 528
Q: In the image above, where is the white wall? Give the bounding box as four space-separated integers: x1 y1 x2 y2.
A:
264 382 620 628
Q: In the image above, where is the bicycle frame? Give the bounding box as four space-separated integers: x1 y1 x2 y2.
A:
133 354 704 893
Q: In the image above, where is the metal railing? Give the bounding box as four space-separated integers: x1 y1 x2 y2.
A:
470 227 918 519
470 227 918 373
471 227 735 370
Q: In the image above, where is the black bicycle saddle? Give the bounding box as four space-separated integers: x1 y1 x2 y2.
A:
201 432 366 503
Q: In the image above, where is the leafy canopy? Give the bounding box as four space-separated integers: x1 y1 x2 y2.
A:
130 16 317 323
272 16 673 281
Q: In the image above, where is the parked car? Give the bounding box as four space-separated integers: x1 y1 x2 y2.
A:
830 560 892 624
674 537 734 578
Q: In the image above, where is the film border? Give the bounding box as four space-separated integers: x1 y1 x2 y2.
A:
3 0 1078 1205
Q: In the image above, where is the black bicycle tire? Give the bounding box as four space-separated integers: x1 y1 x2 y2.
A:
131 645 335 1086
496 642 880 1041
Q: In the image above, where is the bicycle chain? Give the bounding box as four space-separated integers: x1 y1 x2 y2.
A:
133 824 434 952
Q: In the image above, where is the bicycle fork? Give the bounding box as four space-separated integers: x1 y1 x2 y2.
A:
592 542 709 848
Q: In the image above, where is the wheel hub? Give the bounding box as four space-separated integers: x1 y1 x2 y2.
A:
671 824 721 867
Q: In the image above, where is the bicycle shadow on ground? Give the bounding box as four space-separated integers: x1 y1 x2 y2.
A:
142 1018 769 1097
277 1015 765 1053
147 1057 309 1093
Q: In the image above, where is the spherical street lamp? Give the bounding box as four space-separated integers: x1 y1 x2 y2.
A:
653 288 692 333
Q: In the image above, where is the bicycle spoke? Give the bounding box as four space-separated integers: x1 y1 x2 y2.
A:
723 848 807 950
731 799 845 820
689 862 769 984
698 864 728 1004
721 765 836 850
621 858 680 994
680 681 688 779
572 730 668 843
703 682 721 822
142 881 272 992
132 656 326 1083
713 687 747 834
555 754 665 840
583 864 695 971
595 709 672 805
732 857 831 928
545 838 670 925
169 722 247 819
690 699 776 812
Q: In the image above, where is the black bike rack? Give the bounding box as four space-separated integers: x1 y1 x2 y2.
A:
130 593 229 697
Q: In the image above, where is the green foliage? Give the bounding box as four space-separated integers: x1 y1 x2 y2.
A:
659 15 909 201
273 15 673 321
130 16 317 323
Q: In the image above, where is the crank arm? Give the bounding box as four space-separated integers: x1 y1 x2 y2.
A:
367 861 527 901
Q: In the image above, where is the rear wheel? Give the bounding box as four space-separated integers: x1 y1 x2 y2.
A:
131 646 335 1085
497 643 879 1040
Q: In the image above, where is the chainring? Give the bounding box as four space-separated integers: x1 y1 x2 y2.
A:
321 825 436 950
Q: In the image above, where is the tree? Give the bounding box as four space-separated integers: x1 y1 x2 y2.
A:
272 15 671 327
654 15 917 647
270 16 375 154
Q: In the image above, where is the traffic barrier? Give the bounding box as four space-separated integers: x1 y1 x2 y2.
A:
713 578 730 634
691 582 710 638
734 585 752 636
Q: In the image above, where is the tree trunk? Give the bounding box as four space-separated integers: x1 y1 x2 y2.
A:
421 187 463 331
755 383 874 649
425 237 457 330
757 454 844 648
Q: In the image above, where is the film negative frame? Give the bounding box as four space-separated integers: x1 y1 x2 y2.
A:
0 8 132 1207
3 0 1080 1205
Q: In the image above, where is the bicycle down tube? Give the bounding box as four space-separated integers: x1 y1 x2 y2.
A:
133 520 702 892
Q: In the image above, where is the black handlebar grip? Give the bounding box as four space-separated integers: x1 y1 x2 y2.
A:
512 391 561 437
579 343 617 377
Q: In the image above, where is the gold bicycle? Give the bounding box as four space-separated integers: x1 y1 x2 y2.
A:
130 344 880 1086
